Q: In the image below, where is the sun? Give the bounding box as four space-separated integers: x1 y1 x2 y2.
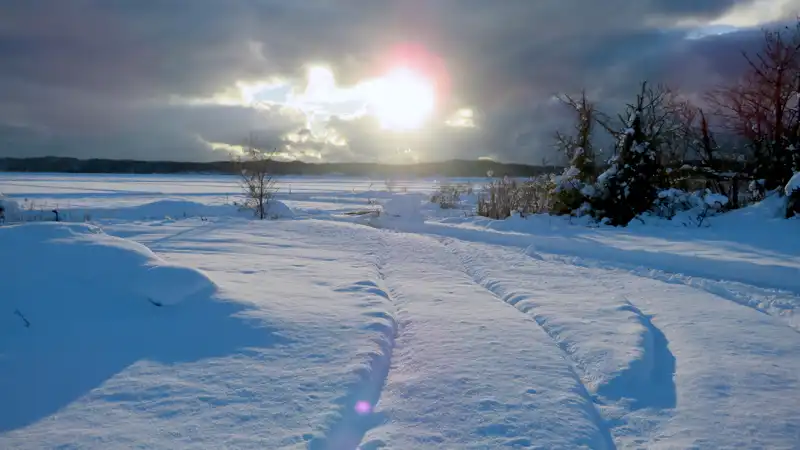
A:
367 67 436 131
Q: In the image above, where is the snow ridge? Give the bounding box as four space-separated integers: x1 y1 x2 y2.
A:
311 239 398 450
438 236 618 449
598 300 677 411
528 251 800 333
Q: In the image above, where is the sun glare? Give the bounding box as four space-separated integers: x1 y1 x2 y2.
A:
368 67 436 131
232 62 439 134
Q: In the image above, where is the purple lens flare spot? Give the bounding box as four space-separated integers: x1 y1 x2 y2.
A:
354 400 372 415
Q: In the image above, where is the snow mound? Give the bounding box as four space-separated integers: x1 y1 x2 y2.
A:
367 194 428 230
720 190 787 222
380 194 425 220
262 199 294 219
785 172 800 196
0 198 295 223
704 192 729 207
87 199 293 221
102 199 244 220
0 195 20 219
123 198 293 220
1 222 216 332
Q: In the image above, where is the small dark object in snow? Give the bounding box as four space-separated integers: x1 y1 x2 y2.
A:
147 298 163 307
344 210 378 216
14 309 30 328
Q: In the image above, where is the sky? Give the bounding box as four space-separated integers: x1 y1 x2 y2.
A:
0 0 798 164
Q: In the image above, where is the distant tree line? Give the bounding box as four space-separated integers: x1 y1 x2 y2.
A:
0 156 559 179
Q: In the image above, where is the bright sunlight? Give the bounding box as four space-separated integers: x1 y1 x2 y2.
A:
292 65 437 132
225 62 440 134
367 67 436 131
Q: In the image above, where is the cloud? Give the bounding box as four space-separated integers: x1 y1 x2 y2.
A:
0 0 797 163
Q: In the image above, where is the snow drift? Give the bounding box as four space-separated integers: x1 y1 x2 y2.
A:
0 198 294 223
1 222 215 329
119 198 292 220
371 194 427 229
0 195 21 220
89 199 251 220
0 222 253 435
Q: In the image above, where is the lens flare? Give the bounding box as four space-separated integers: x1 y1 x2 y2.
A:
354 400 372 415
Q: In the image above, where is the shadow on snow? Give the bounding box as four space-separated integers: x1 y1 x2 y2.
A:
0 289 291 433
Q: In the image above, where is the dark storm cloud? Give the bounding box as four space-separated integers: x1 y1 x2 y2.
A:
0 0 795 162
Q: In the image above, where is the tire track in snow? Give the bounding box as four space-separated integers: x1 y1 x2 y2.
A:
437 236 618 450
443 236 680 403
440 236 683 445
521 245 800 334
310 234 399 450
145 218 226 248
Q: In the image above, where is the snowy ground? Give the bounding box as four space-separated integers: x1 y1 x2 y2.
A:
1 173 799 449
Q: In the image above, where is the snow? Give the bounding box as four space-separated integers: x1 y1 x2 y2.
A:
2 197 293 222
0 195 20 219
1 172 800 449
0 222 221 437
375 194 427 228
597 161 618 187
0 222 215 309
704 192 729 207
786 171 800 196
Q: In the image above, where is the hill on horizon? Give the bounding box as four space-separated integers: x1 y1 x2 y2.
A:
0 156 562 178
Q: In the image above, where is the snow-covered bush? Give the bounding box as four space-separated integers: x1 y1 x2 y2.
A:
651 188 729 225
574 82 678 225
785 172 800 218
652 188 700 219
551 159 587 215
551 92 597 216
588 118 664 226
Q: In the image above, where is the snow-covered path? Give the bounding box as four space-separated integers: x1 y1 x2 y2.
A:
436 236 800 449
3 209 800 449
107 219 616 449
361 230 614 449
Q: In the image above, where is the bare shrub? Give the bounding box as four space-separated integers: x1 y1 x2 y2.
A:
477 177 518 219
234 133 278 220
475 175 559 219
431 183 468 209
516 176 557 216
477 178 531 218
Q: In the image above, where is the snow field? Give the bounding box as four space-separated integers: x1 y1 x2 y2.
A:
1 173 799 449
